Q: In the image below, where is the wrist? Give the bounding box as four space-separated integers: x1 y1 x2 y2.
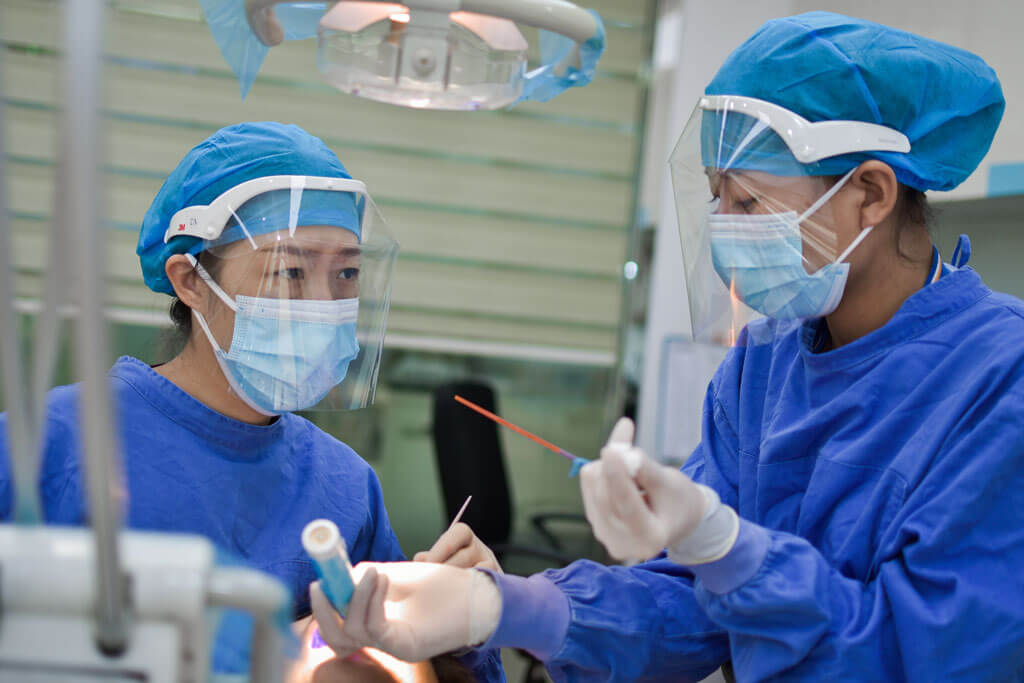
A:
667 484 740 565
468 569 501 646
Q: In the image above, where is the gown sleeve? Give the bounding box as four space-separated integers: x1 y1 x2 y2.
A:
481 366 740 682
359 465 406 563
0 410 83 523
539 558 730 682
687 363 1024 681
532 374 745 682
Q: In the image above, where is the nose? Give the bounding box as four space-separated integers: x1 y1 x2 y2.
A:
308 273 333 300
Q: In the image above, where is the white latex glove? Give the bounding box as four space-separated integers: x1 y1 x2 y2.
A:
310 561 501 664
413 522 504 573
580 417 739 563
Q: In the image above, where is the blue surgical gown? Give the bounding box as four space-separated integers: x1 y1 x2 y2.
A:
1 356 404 600
0 356 405 671
0 359 345 665
489 265 1024 681
0 356 506 681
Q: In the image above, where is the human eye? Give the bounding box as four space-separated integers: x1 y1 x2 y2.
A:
273 267 304 280
337 267 360 281
736 196 758 213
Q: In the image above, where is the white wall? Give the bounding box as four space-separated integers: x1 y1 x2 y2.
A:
934 194 1024 299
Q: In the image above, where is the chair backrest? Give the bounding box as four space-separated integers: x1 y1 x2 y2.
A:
431 381 512 547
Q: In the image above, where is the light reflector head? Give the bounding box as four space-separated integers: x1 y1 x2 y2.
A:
317 1 528 110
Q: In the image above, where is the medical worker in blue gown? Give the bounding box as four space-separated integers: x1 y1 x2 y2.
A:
0 122 503 681
307 13 1024 682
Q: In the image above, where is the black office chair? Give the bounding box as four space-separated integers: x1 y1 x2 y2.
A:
432 381 593 682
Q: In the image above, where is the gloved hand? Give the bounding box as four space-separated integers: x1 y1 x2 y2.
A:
310 562 502 664
580 417 739 564
413 523 504 573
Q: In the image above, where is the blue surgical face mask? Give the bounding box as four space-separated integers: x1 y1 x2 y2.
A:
188 256 359 415
708 170 873 320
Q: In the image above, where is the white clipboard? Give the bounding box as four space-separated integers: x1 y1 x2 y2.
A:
656 336 728 465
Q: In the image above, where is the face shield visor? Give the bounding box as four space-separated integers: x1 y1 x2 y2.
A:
164 176 397 415
669 95 910 344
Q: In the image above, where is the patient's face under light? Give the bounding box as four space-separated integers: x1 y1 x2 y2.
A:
293 625 432 683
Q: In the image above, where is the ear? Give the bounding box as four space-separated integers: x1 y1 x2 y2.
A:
851 161 899 229
165 254 208 315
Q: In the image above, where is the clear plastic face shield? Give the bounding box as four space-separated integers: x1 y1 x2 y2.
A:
164 176 397 415
669 96 910 344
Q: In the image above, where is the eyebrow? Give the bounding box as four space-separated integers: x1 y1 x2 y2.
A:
257 245 361 258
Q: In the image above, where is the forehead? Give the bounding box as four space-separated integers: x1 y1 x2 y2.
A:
214 225 360 259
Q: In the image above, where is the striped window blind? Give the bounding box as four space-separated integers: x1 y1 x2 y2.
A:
1 0 652 365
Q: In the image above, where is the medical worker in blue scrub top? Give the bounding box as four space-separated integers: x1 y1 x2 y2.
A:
308 13 1024 682
0 122 506 681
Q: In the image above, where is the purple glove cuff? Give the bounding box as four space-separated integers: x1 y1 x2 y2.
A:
688 519 770 594
476 569 571 661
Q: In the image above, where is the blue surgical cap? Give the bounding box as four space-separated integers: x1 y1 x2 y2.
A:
704 12 1005 191
138 122 361 295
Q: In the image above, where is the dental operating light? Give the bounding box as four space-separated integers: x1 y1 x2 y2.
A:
236 0 603 109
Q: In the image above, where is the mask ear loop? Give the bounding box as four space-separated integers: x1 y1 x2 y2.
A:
182 254 278 417
799 168 874 266
797 168 857 224
183 253 235 352
185 253 238 312
794 168 858 266
833 225 874 265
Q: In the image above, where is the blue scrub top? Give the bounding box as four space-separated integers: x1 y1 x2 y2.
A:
487 261 1024 681
0 356 405 671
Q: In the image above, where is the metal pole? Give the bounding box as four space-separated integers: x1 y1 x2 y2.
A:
209 567 291 683
30 144 74 483
0 33 42 524
63 0 129 654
